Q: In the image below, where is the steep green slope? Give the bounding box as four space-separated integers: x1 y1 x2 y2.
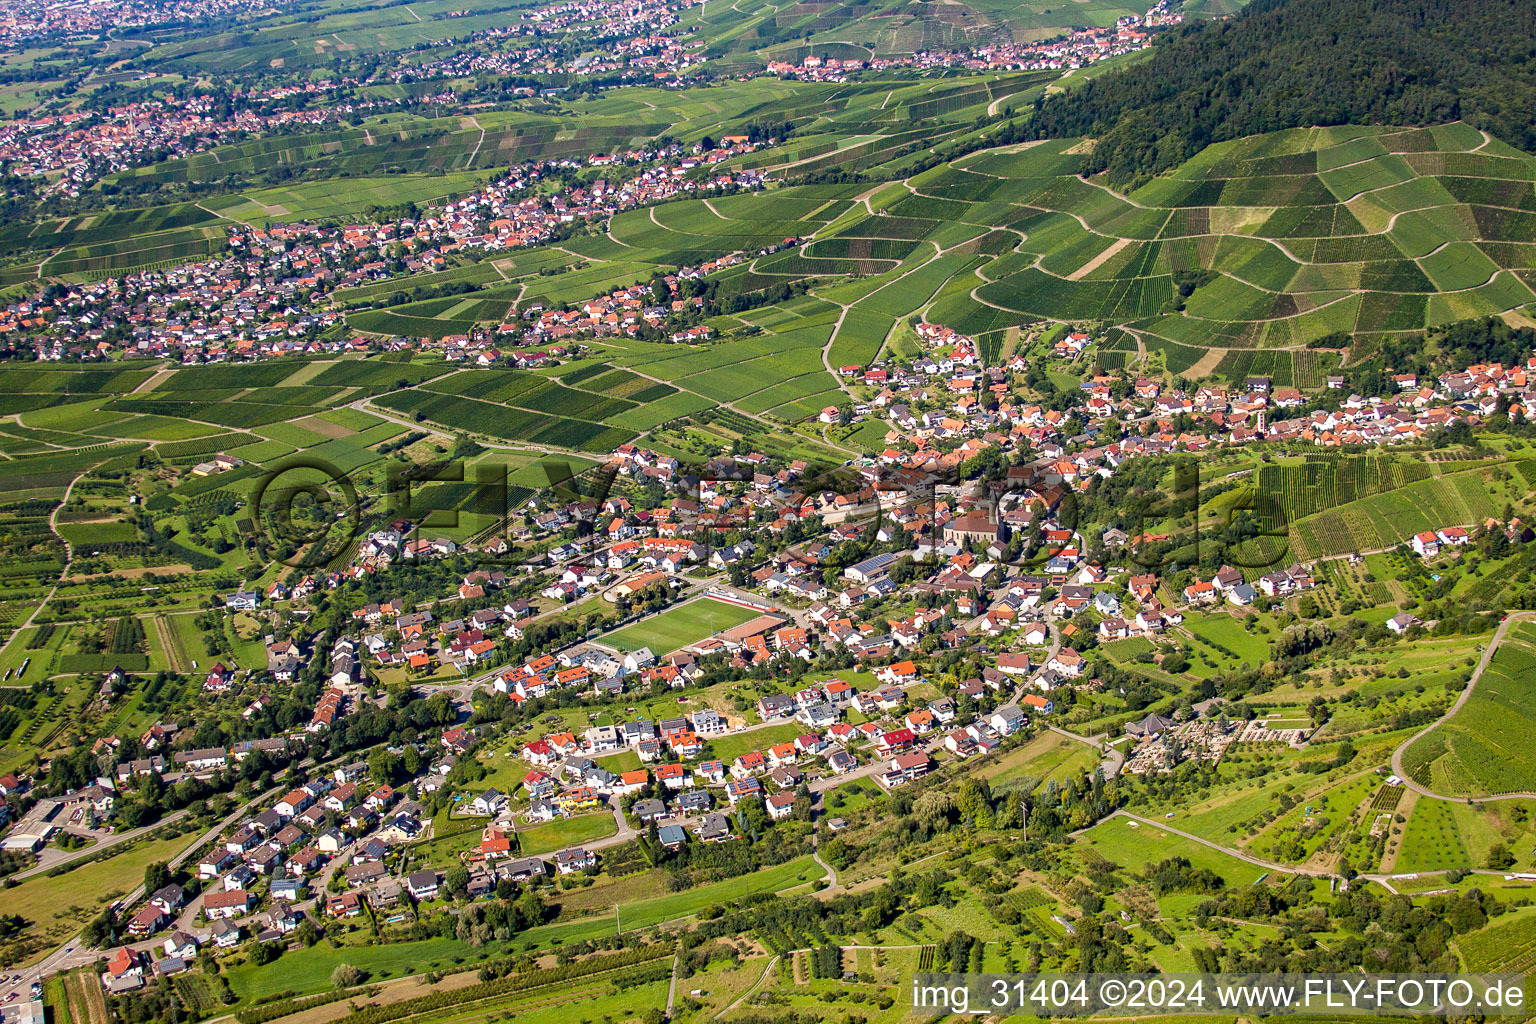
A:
896 128 1536 371
331 124 1536 386
1028 0 1536 187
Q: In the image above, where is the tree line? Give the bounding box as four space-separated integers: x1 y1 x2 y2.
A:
1029 0 1536 188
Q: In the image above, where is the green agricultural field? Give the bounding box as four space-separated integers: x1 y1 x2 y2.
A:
1078 815 1272 886
209 170 496 224
1400 625 1536 796
1457 908 1536 972
4 832 194 951
1394 796 1472 873
373 389 634 453
225 936 482 1003
980 730 1097 790
1181 613 1271 666
45 122 1532 420
920 127 1536 354
1288 464 1508 558
601 598 764 653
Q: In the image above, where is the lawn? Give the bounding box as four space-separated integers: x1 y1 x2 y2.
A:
1181 612 1271 664
0 621 70 681
1078 816 1271 886
166 610 217 671
822 777 882 816
604 854 821 932
601 597 764 653
707 722 804 763
229 856 821 999
515 812 618 856
227 936 480 1002
417 811 486 865
596 750 642 774
7 832 193 958
980 731 1097 790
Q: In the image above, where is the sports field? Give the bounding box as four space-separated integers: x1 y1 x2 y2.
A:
601 597 763 653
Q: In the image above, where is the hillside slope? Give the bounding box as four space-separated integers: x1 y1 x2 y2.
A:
897 126 1536 376
1028 0 1536 186
327 124 1536 388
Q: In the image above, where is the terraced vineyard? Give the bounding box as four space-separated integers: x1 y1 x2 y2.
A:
1401 625 1536 796
1286 463 1509 559
903 126 1536 372
13 79 1536 414
1457 911 1536 972
336 121 1536 400
1258 455 1439 521
10 114 1536 457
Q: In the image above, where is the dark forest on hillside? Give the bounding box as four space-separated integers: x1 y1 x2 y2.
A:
1030 0 1536 186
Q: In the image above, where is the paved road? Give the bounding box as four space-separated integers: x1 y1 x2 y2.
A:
0 786 281 1005
665 953 680 1015
808 790 842 895
11 808 192 881
1389 611 1536 800
809 823 842 896
1045 724 1125 778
